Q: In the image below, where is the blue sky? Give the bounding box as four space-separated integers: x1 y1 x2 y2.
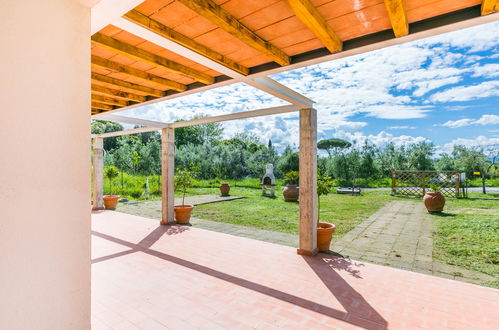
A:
122 20 499 154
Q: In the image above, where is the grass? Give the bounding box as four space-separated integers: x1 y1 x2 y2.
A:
430 198 499 287
190 187 392 237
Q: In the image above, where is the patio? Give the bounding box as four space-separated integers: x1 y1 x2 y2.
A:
92 211 498 329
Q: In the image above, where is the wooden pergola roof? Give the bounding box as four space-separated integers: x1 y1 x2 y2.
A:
91 0 498 118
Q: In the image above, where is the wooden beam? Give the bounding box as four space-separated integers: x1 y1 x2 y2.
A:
91 72 165 97
92 102 114 111
92 84 146 102
297 108 318 256
124 10 249 75
177 0 290 66
384 0 409 37
92 33 215 84
91 55 186 91
98 114 169 128
161 127 175 225
170 105 300 128
92 94 129 107
285 0 342 53
92 126 161 138
481 0 498 15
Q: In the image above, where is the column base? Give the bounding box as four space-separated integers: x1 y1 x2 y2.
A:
160 220 176 226
92 206 105 211
297 248 318 256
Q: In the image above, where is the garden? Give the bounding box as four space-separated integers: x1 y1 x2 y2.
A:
93 120 499 288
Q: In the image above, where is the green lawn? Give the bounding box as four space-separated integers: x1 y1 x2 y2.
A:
188 187 393 237
431 198 499 287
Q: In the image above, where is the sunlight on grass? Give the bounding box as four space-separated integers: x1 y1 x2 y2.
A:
431 198 499 287
191 188 392 237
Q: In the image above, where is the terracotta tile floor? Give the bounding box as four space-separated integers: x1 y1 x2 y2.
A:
92 211 499 329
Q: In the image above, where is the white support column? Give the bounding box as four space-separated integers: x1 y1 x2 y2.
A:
297 108 318 256
92 137 104 210
161 127 175 225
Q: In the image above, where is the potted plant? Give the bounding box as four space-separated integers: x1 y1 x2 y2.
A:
174 168 194 224
103 165 120 210
283 171 299 202
317 170 336 252
423 183 446 213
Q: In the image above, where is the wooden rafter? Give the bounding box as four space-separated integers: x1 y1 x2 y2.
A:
91 33 214 84
176 0 290 66
384 0 408 37
124 10 249 75
92 94 129 107
91 72 165 97
92 84 147 102
285 0 342 53
481 0 498 15
92 102 114 111
91 55 186 91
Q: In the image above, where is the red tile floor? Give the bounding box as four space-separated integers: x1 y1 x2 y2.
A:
92 211 498 329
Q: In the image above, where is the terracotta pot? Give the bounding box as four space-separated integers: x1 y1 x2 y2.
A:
283 184 299 202
103 195 120 210
423 191 446 212
220 182 230 196
174 204 194 224
317 222 336 252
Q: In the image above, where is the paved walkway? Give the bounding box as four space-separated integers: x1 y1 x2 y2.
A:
331 201 495 285
92 211 499 329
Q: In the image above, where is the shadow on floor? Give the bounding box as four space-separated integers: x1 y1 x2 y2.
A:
92 226 387 329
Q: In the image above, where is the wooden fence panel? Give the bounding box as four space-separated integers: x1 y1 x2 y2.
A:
391 170 461 198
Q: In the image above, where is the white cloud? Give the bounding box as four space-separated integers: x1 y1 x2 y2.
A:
430 81 499 103
472 63 499 78
441 114 499 128
440 136 499 154
388 126 416 130
441 118 475 128
475 114 499 125
364 105 431 119
334 130 430 149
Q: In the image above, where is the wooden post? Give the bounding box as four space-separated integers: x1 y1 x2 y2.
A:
391 172 396 195
421 172 426 196
92 137 104 210
161 127 175 225
297 108 318 256
455 172 461 198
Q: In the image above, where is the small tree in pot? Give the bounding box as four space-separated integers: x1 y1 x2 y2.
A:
283 171 299 202
317 170 336 252
423 183 446 213
174 168 195 224
103 165 120 210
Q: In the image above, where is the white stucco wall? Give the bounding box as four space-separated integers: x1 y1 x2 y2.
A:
0 1 91 329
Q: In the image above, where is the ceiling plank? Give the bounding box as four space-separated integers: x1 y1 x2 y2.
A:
91 32 215 85
92 55 186 91
384 0 409 37
92 94 129 107
481 0 498 15
176 0 290 66
124 10 249 75
92 102 114 111
91 72 165 97
92 84 147 102
285 0 342 53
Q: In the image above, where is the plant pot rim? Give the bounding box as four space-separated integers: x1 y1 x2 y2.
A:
220 182 230 185
285 183 299 187
425 191 443 195
318 222 336 230
103 195 120 198
174 204 194 209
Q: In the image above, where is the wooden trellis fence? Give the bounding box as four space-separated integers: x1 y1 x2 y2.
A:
391 171 463 198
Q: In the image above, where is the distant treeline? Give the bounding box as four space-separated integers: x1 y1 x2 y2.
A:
92 120 497 187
